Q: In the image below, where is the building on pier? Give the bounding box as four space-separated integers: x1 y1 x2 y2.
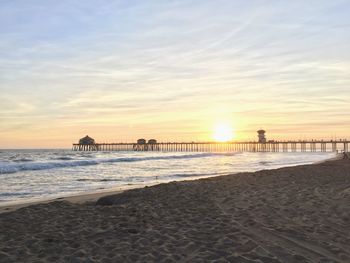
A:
79 135 95 145
133 138 159 151
257 130 266 143
137 139 146 145
134 138 147 151
148 139 158 151
76 135 98 151
148 139 157 144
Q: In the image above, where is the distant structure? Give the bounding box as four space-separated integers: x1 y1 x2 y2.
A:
77 135 97 151
134 138 147 151
72 133 349 153
148 139 157 144
137 138 146 145
133 138 159 151
257 130 266 143
79 135 95 145
148 139 158 151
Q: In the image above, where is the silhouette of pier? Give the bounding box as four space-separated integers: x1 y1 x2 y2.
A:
72 140 349 153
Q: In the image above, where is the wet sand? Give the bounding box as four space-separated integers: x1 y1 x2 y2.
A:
0 158 349 262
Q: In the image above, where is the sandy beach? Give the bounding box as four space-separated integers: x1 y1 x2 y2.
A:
0 158 349 262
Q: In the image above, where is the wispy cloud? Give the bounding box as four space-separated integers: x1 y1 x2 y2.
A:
0 0 349 147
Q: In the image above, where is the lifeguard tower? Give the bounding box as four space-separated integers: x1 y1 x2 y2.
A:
257 130 266 143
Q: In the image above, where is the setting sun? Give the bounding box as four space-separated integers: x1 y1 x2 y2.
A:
212 123 234 142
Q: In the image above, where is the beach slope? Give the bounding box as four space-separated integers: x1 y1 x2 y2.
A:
1 159 349 262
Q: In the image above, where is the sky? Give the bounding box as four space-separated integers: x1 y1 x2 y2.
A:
0 0 350 148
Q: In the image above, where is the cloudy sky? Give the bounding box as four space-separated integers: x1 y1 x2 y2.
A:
1 0 349 148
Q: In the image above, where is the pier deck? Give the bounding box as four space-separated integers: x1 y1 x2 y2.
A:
72 140 349 153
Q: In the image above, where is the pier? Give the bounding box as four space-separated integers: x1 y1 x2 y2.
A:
72 140 349 153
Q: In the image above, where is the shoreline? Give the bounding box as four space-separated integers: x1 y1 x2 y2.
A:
0 183 152 214
0 153 341 214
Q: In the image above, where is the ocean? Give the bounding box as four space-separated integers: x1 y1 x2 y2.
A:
0 149 335 204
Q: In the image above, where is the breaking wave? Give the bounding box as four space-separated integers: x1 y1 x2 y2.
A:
0 152 238 175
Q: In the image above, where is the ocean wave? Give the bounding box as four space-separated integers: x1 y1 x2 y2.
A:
50 157 75 161
259 161 272 165
0 152 237 175
76 178 123 182
0 192 34 197
0 160 99 174
12 158 35 162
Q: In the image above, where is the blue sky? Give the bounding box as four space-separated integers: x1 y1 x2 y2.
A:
0 0 349 147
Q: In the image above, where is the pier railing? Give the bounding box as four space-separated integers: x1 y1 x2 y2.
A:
72 140 349 153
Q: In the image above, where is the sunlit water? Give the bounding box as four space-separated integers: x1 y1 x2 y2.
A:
0 149 335 204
